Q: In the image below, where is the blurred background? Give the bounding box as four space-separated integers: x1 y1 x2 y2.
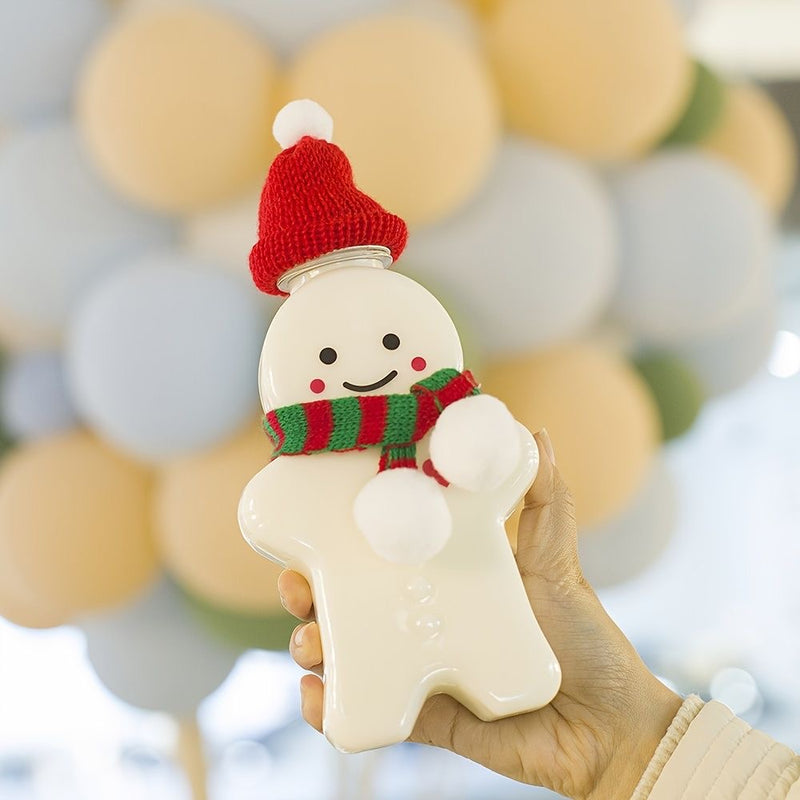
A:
1 0 799 797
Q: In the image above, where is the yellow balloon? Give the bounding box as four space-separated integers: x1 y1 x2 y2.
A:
0 560 65 629
286 15 500 227
0 432 158 617
484 344 660 527
458 0 501 18
155 424 284 615
78 7 279 213
702 84 797 213
487 0 691 160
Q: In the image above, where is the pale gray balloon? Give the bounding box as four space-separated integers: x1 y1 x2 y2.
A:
0 352 79 440
678 296 777 397
403 138 618 355
0 124 174 345
579 459 678 589
0 0 109 121
81 578 239 716
67 254 266 462
609 151 774 346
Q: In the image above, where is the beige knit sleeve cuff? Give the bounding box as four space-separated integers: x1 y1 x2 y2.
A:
631 695 706 800
633 698 800 800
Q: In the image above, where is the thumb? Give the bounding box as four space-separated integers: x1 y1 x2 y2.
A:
516 430 583 588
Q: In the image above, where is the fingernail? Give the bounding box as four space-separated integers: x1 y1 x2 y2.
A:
539 428 556 466
279 591 287 610
294 625 306 648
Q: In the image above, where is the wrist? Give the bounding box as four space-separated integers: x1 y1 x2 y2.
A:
586 676 683 800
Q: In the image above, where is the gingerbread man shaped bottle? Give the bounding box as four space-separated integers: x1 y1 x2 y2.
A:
239 100 561 753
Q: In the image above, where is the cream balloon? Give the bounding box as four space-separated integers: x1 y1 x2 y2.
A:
609 151 774 345
487 0 691 160
403 138 617 354
156 425 285 614
701 83 797 214
484 344 660 527
0 431 158 617
78 7 279 213
286 14 500 227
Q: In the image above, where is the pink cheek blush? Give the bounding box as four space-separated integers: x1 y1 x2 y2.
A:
310 379 326 394
411 357 427 372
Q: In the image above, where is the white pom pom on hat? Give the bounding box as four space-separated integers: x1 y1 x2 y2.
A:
272 99 334 150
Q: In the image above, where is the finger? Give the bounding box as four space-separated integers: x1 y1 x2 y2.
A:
300 674 324 732
516 429 582 586
278 570 315 621
290 622 323 675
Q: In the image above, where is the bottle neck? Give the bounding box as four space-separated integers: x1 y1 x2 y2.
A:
279 246 393 295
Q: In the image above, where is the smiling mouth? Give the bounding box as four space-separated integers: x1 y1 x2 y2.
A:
343 370 398 393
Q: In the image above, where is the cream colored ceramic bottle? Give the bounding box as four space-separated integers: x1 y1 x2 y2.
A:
239 245 561 754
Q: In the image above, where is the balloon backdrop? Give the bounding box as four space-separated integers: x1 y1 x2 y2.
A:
0 431 158 617
677 296 778 397
184 192 261 278
701 84 798 214
67 254 265 462
661 62 725 147
633 353 706 441
130 0 405 57
0 352 79 440
286 14 500 227
404 138 617 354
0 124 174 347
609 151 773 344
81 578 239 716
183 589 297 652
484 343 660 527
0 0 109 121
78 7 279 212
486 0 691 160
578 458 678 589
0 575 66 631
155 425 284 614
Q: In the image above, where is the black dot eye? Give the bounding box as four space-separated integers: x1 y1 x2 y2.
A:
319 347 337 365
382 333 400 351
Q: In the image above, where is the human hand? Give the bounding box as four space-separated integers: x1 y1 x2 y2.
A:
278 430 682 800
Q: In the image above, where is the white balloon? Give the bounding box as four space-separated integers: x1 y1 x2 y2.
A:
677 294 777 396
609 151 774 345
0 352 79 440
81 578 239 716
67 254 266 462
579 459 677 589
403 138 617 355
671 0 704 22
0 124 174 347
184 192 260 280
0 0 109 121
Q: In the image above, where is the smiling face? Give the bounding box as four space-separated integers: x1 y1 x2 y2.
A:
259 267 464 410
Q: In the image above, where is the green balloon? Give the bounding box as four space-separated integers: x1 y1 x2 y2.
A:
661 62 726 147
0 350 14 458
634 353 706 441
181 587 297 652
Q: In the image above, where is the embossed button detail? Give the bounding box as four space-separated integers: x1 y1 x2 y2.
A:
410 612 443 639
405 575 435 604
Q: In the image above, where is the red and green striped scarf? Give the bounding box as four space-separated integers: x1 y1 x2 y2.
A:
264 368 480 471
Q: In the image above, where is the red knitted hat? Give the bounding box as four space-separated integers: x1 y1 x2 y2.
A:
250 99 409 296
